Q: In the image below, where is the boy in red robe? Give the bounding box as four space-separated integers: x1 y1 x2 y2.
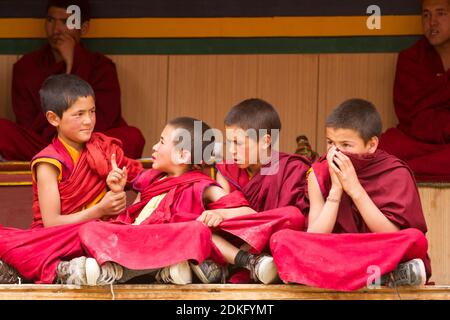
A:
191 98 309 284
270 99 431 291
60 117 271 286
379 0 450 182
0 74 143 284
0 0 145 160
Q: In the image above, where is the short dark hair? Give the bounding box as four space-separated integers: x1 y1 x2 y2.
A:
224 98 281 140
325 98 382 143
167 117 214 164
39 74 95 118
46 0 91 22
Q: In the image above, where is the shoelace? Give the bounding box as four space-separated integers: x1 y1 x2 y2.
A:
96 262 123 285
389 273 402 300
155 267 171 283
247 256 258 282
66 260 87 285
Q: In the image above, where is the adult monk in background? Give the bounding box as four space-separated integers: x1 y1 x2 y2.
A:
379 0 450 182
0 0 145 160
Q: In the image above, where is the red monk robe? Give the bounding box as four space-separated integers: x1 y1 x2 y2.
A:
270 149 431 291
211 151 310 253
0 133 143 283
78 169 250 270
379 37 450 182
216 152 310 214
0 43 145 160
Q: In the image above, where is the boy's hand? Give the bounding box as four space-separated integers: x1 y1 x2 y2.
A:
98 190 127 217
107 154 128 193
326 146 343 192
197 210 224 228
332 151 363 199
54 33 76 74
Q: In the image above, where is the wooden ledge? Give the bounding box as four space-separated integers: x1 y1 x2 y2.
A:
0 284 448 300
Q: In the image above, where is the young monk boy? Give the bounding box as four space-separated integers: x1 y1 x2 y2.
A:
60 116 267 285
191 98 310 284
0 74 143 284
270 98 431 291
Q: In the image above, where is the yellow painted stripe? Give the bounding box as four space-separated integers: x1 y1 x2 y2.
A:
0 16 422 38
0 182 32 186
0 171 31 175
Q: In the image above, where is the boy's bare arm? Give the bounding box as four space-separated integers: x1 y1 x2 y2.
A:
198 185 255 227
37 163 126 228
306 171 340 233
215 171 231 193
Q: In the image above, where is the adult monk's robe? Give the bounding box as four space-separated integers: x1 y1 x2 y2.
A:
270 149 431 291
78 169 250 270
379 36 450 182
0 43 145 160
0 133 143 283
214 152 310 249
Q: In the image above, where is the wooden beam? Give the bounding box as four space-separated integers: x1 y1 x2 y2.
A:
0 284 449 300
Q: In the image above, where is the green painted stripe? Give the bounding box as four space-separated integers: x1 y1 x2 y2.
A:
0 37 420 55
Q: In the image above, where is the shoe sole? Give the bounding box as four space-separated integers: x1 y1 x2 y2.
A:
85 258 101 286
257 257 279 285
189 262 211 284
412 258 427 286
170 261 192 285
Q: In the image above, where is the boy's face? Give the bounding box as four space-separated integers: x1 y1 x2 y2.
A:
422 0 450 48
326 127 378 155
152 125 190 172
48 95 96 149
45 6 85 49
225 125 267 169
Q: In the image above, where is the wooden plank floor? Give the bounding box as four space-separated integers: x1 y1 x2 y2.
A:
0 284 449 300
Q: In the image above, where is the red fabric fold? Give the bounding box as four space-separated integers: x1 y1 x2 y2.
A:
216 152 310 215
271 228 429 291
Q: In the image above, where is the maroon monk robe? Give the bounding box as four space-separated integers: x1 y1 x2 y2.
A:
210 152 309 256
379 36 450 182
270 149 431 291
78 169 250 270
0 133 143 283
0 43 145 160
216 152 310 215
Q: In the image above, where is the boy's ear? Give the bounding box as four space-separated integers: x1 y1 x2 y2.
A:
46 111 60 127
367 136 379 153
80 21 90 36
178 149 192 165
261 133 272 150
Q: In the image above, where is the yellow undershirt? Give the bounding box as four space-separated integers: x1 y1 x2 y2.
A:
132 193 167 225
31 137 106 209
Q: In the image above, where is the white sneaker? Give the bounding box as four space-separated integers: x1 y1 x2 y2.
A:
56 257 88 285
249 255 279 285
189 259 225 284
155 261 192 285
387 258 426 287
85 258 123 286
